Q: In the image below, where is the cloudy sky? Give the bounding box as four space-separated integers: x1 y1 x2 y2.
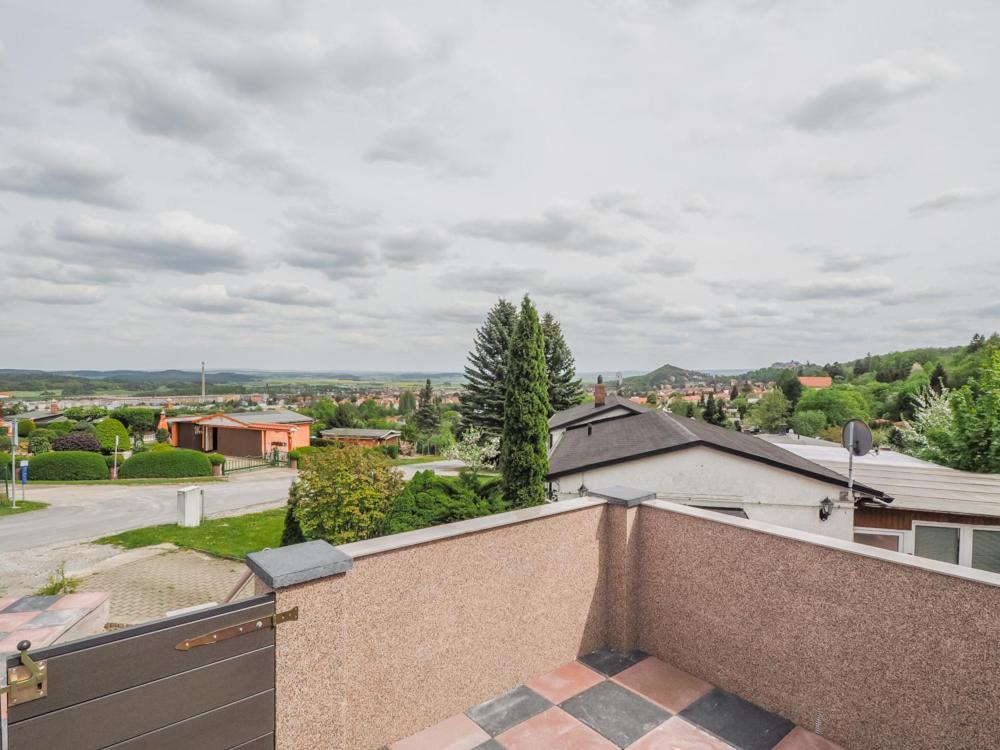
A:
1 1 998 373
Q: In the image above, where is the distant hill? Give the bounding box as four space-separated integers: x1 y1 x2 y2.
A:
622 363 711 392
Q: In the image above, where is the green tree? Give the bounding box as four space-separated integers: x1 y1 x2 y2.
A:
790 409 827 437
284 446 404 545
306 397 338 429
414 379 441 434
776 370 803 406
399 390 417 416
751 390 791 433
646 392 658 405
796 385 870 427
17 419 36 438
459 298 518 435
541 312 584 414
946 351 1000 472
929 363 948 394
500 296 551 507
704 394 726 426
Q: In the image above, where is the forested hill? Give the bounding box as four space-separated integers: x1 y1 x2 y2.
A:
622 363 711 391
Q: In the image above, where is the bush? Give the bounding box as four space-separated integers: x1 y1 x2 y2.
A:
155 428 169 443
109 407 158 433
48 420 74 434
28 433 52 455
0 434 10 452
150 442 174 452
104 453 127 469
207 453 226 466
95 418 130 453
71 421 96 433
284 446 403 545
378 444 400 459
17 420 36 437
29 451 109 481
52 433 102 452
119 449 212 478
790 410 827 438
388 470 507 535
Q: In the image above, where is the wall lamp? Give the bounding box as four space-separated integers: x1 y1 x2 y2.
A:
819 497 834 522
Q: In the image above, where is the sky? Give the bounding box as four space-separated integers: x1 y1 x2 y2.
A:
0 0 998 373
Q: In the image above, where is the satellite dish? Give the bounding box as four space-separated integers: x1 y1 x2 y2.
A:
842 419 873 457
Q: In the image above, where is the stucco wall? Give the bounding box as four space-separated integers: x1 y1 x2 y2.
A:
635 503 1000 750
273 502 608 750
554 445 854 539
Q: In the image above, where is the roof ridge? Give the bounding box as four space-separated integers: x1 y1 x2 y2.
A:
654 409 699 441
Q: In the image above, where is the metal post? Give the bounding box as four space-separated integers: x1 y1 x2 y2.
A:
846 421 855 496
11 418 18 509
113 434 120 479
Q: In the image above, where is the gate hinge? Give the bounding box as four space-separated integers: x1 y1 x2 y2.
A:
1 640 48 706
175 606 298 651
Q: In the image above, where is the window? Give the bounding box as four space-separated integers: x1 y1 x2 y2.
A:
972 529 1000 573
914 525 960 564
853 531 902 552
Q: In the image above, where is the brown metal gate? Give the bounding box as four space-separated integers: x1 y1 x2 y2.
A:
3 596 279 750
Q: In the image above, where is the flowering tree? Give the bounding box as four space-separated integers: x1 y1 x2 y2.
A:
898 386 954 464
445 426 499 478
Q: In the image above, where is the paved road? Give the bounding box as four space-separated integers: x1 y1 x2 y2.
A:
0 460 465 553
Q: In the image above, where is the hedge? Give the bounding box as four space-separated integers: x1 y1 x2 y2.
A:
29 451 109 481
207 453 226 466
95 418 130 453
119 449 213 479
49 420 74 434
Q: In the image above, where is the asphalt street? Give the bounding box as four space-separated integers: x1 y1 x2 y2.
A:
0 460 464 553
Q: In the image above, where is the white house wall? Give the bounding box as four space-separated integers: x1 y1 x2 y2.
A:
551 445 853 539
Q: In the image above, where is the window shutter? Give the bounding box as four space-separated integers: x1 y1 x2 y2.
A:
971 529 1000 573
914 526 959 564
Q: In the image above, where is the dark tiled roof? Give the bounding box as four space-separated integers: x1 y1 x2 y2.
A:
548 410 886 496
320 427 400 439
548 394 647 429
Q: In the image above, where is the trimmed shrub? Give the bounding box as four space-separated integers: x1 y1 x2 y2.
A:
28 433 52 455
119 449 213 479
17 420 36 437
150 442 174 452
287 446 318 461
388 470 507 534
0 451 10 471
378 444 400 459
95 418 130 453
109 407 158 433
48 420 74 434
0 434 10 452
104 453 127 469
71 421 96 433
29 451 109 481
207 453 226 466
52 433 102 452
155 428 169 443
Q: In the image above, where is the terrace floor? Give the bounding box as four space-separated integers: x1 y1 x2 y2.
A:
388 649 843 750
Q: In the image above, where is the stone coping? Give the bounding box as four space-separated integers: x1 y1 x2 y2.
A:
246 539 353 589
642 499 1000 589
588 485 656 506
337 496 608 560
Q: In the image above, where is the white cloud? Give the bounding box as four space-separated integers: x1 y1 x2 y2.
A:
788 55 955 132
52 211 252 272
909 188 998 217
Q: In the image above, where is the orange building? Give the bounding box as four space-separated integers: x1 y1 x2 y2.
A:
167 410 313 456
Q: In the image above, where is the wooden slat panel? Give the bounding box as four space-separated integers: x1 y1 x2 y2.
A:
856 506 1000 530
9 597 274 722
9 646 273 750
104 690 273 750
230 734 274 750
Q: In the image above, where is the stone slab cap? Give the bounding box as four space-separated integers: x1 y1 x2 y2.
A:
245 539 353 589
589 486 656 507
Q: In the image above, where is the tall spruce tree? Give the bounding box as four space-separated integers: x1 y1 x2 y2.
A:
501 296 551 507
414 378 440 434
541 312 585 414
459 299 518 435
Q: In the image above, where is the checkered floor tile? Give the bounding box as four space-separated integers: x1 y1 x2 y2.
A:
388 651 845 750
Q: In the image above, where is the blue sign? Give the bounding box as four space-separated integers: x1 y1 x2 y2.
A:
20 464 27 484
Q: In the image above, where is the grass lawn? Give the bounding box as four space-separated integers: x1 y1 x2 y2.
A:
96 508 285 560
0 500 49 516
29 477 228 486
391 455 445 466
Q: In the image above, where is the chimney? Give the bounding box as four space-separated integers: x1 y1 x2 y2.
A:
594 374 606 407
50 399 59 414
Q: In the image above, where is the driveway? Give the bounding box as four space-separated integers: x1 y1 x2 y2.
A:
0 469 297 553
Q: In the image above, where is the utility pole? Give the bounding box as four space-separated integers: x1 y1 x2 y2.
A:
10 417 18 509
201 361 206 402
